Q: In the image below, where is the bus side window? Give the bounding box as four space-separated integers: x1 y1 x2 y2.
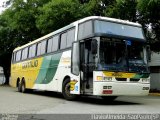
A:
47 35 59 53
66 28 75 48
29 44 36 58
15 50 22 62
52 35 59 51
41 40 47 54
47 37 53 53
37 42 41 56
60 32 67 49
21 47 28 60
78 21 93 40
37 40 47 56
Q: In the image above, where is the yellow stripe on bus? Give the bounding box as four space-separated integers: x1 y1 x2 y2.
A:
103 71 136 78
10 57 43 88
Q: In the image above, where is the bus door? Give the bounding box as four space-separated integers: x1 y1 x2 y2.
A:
80 39 97 94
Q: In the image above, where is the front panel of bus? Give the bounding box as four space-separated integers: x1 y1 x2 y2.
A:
93 37 150 96
71 18 150 96
93 20 150 96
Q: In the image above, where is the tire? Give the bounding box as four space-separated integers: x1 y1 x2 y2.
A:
62 78 77 100
101 96 117 101
17 80 22 92
21 80 27 93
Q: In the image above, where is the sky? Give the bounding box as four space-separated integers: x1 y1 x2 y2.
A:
0 0 7 14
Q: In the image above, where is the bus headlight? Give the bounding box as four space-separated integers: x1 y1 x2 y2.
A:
97 76 112 81
142 78 150 83
97 76 103 81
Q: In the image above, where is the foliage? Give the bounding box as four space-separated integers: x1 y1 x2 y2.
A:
36 0 82 34
137 0 160 51
104 0 137 22
0 0 50 84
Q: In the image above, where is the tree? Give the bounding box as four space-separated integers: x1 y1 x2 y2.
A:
36 0 82 34
0 0 51 84
104 0 137 22
0 9 16 84
36 0 116 34
137 0 160 51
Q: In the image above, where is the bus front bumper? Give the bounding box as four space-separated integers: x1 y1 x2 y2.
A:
93 82 150 96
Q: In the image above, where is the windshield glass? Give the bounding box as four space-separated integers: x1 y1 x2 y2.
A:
98 37 149 73
127 41 148 73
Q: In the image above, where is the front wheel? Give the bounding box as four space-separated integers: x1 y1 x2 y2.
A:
62 78 77 100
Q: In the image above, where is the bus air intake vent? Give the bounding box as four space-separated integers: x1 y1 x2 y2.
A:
115 78 127 81
130 78 140 82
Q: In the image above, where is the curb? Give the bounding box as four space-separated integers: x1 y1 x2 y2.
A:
149 93 160 96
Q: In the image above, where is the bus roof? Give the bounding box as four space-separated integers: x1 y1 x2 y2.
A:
78 16 141 27
13 16 142 52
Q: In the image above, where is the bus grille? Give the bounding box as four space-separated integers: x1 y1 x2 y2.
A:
115 78 127 81
130 78 140 82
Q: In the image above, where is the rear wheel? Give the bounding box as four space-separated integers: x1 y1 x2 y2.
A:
17 81 22 92
101 96 117 101
62 78 77 100
21 80 27 93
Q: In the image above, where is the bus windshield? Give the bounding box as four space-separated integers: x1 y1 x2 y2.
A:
98 37 149 73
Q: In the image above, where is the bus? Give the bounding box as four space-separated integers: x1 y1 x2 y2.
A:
10 16 150 100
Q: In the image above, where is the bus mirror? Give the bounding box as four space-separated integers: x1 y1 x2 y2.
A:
91 39 97 54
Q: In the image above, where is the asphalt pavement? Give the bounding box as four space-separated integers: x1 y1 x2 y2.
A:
0 85 160 114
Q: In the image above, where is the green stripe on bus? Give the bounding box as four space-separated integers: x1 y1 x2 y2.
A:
133 73 150 79
35 53 62 84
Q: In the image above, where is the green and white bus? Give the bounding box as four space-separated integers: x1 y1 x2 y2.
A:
10 16 150 100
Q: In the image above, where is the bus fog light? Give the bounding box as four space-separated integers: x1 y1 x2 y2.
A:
142 87 149 90
104 77 112 81
142 78 150 82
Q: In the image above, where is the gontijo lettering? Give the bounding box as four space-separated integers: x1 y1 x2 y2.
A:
22 60 38 69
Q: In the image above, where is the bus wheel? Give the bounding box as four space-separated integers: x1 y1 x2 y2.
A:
62 78 77 100
21 81 27 93
101 96 117 101
17 81 22 92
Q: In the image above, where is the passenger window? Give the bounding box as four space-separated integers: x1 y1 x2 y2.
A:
29 44 36 58
47 35 59 53
47 38 53 53
67 28 75 48
37 40 46 56
37 43 41 56
60 32 67 49
41 40 46 54
12 53 15 62
22 47 28 60
78 21 93 40
16 50 22 62
52 35 59 51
